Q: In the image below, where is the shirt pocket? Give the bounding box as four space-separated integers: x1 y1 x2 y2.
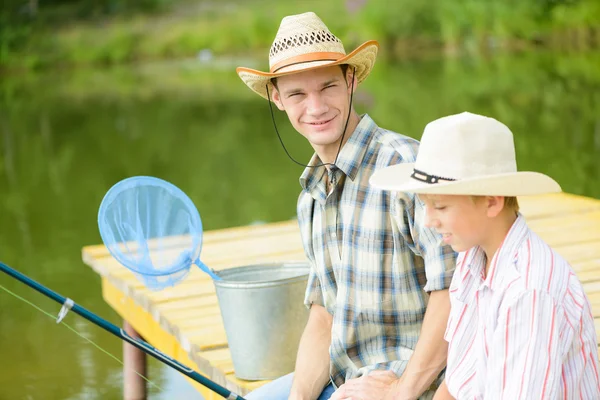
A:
353 234 395 307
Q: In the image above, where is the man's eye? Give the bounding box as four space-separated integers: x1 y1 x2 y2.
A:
434 206 446 211
323 85 336 90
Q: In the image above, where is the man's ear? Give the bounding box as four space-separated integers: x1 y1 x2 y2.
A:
345 67 358 94
485 196 506 218
271 86 285 111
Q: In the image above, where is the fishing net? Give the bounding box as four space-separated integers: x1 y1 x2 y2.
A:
97 176 219 290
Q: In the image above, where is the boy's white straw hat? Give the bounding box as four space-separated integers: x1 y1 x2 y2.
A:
370 112 561 196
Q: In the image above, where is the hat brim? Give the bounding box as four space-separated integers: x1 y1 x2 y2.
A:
369 163 562 196
236 40 379 100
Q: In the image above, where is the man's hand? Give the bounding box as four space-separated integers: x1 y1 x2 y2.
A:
330 370 398 400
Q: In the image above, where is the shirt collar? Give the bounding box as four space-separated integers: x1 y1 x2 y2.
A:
467 213 529 291
299 113 377 192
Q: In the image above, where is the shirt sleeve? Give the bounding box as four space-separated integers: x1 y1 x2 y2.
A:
485 290 564 399
303 260 325 309
392 191 457 292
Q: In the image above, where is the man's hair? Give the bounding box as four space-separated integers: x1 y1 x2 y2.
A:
270 64 350 91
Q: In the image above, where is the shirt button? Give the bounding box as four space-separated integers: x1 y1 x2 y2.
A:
330 232 337 238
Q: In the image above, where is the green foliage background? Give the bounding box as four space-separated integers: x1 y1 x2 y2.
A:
1 0 599 70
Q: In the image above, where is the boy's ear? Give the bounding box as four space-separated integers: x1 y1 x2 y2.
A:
485 196 506 218
271 87 285 111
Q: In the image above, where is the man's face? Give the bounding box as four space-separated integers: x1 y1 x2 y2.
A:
419 194 489 253
272 66 354 155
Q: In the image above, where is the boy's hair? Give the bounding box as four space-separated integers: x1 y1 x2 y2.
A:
504 196 520 212
270 64 350 90
472 196 520 212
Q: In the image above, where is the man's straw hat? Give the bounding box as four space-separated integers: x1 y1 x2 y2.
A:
236 12 379 100
370 112 562 196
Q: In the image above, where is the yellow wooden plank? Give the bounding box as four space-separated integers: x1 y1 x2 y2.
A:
519 193 600 219
101 276 262 397
527 210 600 231
168 312 223 330
160 304 221 322
528 212 600 244
575 269 600 284
86 229 304 277
155 295 219 312
186 327 229 351
82 219 299 260
553 240 600 264
572 259 600 274
101 252 308 307
199 348 234 369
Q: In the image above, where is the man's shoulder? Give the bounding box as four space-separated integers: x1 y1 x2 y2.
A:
369 125 420 165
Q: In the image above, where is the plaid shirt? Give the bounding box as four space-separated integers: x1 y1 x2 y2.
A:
297 114 456 395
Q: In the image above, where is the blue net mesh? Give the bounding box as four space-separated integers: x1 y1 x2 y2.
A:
97 176 204 290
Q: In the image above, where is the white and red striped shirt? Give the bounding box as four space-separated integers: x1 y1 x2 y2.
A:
444 215 600 399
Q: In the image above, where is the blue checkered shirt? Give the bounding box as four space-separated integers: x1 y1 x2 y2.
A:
297 114 456 395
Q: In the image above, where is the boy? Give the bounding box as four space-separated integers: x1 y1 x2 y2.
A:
370 112 600 399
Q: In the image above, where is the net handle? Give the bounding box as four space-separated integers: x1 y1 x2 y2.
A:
195 259 221 280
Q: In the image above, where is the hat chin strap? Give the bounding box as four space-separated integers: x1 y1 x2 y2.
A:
411 168 456 184
265 67 356 169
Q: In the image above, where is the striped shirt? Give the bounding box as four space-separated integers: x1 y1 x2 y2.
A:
297 114 456 394
445 214 600 399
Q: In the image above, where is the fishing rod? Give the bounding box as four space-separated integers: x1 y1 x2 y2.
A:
0 261 245 400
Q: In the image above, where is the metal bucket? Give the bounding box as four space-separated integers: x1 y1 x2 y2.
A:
213 262 310 381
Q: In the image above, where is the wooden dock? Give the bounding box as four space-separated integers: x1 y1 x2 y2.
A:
81 192 600 399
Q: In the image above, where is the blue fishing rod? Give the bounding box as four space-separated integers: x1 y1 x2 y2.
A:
0 261 245 400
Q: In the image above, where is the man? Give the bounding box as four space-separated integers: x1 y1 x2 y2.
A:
236 12 456 400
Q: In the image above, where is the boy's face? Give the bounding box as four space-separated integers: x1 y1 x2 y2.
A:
419 194 489 252
271 65 354 155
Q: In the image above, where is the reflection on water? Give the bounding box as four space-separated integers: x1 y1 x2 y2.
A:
0 49 599 399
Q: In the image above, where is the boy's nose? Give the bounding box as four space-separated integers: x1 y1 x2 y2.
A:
424 210 439 229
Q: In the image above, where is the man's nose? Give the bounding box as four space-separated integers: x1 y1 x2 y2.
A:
306 93 328 116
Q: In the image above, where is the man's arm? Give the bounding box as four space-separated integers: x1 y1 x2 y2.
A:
432 380 454 400
388 289 450 399
289 303 333 400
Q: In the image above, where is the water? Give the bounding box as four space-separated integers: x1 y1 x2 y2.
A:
0 49 599 399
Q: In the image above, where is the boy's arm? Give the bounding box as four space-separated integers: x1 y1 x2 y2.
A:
485 290 562 398
289 304 333 400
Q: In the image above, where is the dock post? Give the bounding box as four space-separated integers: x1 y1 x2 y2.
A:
123 320 148 400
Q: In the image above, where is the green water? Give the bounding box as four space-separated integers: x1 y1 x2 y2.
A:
0 49 599 399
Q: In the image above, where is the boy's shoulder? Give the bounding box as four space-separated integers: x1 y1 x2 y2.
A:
513 228 582 301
